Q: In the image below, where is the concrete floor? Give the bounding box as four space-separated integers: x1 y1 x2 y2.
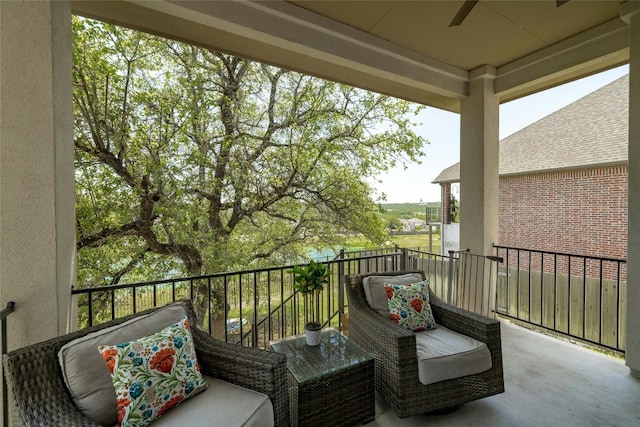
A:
362 322 640 427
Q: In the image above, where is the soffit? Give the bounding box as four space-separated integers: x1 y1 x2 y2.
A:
71 0 630 112
289 1 621 70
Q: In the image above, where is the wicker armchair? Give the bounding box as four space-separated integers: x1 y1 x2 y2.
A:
3 300 289 427
345 270 504 418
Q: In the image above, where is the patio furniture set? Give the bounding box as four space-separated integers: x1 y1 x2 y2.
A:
3 270 504 426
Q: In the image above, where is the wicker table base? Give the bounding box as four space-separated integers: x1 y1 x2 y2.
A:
270 328 375 427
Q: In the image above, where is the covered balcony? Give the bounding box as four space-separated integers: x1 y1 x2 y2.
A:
2 0 640 425
46 248 633 425
3 249 637 425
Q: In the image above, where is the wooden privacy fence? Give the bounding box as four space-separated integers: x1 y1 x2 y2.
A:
409 246 626 354
494 245 626 353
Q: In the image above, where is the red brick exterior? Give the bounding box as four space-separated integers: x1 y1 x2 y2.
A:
441 183 452 224
498 165 628 260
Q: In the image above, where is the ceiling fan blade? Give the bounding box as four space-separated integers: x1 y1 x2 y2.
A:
449 0 479 27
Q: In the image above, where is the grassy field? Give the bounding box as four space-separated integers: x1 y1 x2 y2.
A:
391 233 441 253
345 232 441 254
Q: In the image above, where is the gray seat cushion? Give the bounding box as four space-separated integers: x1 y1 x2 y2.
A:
150 376 274 427
362 273 424 317
415 325 492 385
58 303 187 426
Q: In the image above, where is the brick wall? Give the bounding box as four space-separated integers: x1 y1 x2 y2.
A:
498 165 628 260
441 183 452 224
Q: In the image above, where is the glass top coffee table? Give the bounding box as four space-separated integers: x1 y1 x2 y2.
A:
270 328 375 426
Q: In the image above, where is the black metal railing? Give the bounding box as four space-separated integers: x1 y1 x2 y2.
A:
72 248 406 349
406 248 504 317
494 245 626 353
405 248 456 302
72 245 624 353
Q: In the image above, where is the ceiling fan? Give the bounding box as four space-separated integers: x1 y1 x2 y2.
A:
449 0 571 27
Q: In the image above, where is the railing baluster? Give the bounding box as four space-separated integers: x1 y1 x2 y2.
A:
207 277 212 337
447 250 454 304
153 284 157 308
253 272 259 348
267 270 272 341
517 249 521 321
132 287 137 315
238 274 244 345
505 248 510 317
540 252 544 326
582 257 587 340
338 250 345 332
111 289 115 321
528 250 532 323
280 270 285 339
568 255 572 338
553 253 557 331
224 276 229 343
599 259 604 345
616 261 622 350
88 292 93 327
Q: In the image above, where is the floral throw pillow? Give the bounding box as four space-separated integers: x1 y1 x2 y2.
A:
98 317 208 427
385 281 437 332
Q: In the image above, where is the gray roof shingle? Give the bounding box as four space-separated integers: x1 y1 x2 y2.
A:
432 74 628 183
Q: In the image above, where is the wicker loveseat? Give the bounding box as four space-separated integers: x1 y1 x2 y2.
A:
3 300 289 426
345 270 504 418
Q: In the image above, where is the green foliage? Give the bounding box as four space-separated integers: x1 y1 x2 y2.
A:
289 260 330 326
289 260 330 295
72 16 428 292
381 202 441 220
449 195 460 223
385 217 404 230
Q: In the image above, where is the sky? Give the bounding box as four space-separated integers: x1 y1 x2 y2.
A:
374 64 630 204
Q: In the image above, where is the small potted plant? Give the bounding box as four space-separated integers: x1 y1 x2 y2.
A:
290 260 330 346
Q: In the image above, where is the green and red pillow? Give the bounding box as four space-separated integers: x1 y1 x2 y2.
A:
98 316 208 427
385 281 437 332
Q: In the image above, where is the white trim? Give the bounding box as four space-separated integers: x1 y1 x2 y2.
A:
495 18 629 99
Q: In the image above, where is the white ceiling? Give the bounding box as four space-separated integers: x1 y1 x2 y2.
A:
72 0 632 112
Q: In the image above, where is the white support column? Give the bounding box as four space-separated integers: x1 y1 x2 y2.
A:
622 0 640 379
459 66 500 256
0 0 74 354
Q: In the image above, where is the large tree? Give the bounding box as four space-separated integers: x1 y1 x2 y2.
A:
73 18 427 319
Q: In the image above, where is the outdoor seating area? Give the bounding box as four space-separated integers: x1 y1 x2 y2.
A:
368 321 640 427
3 274 640 426
2 300 289 427
345 270 504 417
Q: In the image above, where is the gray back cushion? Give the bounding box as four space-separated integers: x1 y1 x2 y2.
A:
58 303 187 426
362 273 424 317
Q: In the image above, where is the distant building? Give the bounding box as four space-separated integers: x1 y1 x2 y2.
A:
399 218 427 232
433 75 628 259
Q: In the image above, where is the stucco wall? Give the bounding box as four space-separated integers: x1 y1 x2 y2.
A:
0 0 74 352
441 223 460 255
